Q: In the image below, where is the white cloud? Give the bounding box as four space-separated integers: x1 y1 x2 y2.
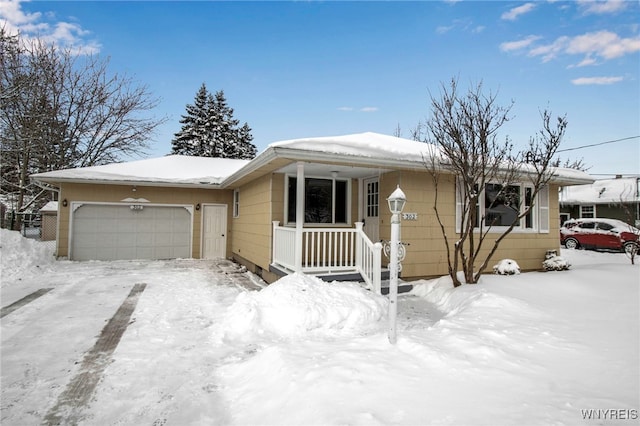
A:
499 35 542 52
501 3 537 21
0 0 40 25
571 76 624 85
436 25 454 35
435 18 478 35
337 106 378 113
566 30 640 59
571 56 598 67
528 36 570 62
0 0 100 54
502 31 640 65
577 0 627 15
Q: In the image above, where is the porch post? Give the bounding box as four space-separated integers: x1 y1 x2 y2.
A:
295 161 304 273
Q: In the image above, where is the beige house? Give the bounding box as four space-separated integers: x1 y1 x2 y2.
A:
31 132 592 291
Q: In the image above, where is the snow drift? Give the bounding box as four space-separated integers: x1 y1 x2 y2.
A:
221 273 388 341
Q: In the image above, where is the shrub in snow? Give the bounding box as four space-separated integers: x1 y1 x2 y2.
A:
542 255 570 271
221 273 388 341
493 259 520 275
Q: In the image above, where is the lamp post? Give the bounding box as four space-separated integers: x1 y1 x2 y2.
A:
387 185 406 344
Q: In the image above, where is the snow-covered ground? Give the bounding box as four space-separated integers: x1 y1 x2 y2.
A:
1 229 638 425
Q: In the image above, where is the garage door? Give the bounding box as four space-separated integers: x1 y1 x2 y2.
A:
71 204 191 261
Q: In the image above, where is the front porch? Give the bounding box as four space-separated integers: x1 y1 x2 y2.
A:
271 221 389 294
266 160 413 294
270 221 413 294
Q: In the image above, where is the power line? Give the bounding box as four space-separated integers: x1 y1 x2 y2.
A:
556 135 640 153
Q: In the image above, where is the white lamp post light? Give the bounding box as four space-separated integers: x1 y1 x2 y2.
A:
387 185 406 344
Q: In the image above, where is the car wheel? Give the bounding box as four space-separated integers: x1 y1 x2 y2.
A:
623 242 638 259
564 238 580 250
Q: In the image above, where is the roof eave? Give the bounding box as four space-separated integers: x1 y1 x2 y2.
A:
30 176 223 189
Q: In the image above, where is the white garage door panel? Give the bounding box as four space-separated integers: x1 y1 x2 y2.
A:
72 204 191 261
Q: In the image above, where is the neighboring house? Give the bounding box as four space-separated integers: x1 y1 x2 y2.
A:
39 201 58 241
31 132 592 291
559 176 640 227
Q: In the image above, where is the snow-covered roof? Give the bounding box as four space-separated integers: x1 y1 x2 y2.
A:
263 132 593 185
270 132 441 163
31 132 595 188
31 155 250 187
560 177 640 204
39 201 58 212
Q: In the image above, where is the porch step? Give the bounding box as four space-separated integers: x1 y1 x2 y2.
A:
315 269 389 283
380 280 414 295
268 264 412 294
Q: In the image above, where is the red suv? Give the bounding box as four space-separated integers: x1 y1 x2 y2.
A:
560 218 639 254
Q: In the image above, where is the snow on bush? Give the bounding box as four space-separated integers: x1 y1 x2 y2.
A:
1 229 55 283
221 273 388 341
543 255 571 271
493 259 520 275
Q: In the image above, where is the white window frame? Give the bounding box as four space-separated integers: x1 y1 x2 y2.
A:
285 175 351 226
232 189 239 218
456 180 549 233
580 204 595 218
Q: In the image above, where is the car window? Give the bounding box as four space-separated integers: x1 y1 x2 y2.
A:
579 222 596 229
597 222 614 231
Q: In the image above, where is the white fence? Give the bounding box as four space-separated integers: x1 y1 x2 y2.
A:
272 221 382 294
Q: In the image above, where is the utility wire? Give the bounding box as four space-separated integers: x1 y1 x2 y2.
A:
556 135 639 153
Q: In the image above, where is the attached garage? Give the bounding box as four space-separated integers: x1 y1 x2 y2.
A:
71 203 192 261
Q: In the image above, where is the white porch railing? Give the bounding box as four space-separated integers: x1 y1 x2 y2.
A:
272 221 383 294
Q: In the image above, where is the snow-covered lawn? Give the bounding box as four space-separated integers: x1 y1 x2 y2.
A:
1 229 638 425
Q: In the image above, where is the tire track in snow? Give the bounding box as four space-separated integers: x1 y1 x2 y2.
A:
43 283 146 425
0 288 52 318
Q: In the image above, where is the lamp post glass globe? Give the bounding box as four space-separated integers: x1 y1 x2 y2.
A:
387 186 407 215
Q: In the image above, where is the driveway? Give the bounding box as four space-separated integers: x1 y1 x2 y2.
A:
1 255 445 425
1 258 262 425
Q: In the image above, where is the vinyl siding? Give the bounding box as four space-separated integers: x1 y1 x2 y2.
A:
379 171 561 278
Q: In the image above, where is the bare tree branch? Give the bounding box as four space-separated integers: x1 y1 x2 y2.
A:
1 26 167 227
424 78 565 286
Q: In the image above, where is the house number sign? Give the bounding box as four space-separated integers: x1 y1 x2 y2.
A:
402 212 418 221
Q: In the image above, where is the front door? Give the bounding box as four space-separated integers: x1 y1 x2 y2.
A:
202 204 227 259
363 177 380 242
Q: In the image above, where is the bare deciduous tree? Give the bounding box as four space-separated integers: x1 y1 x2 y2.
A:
551 156 590 172
423 78 566 286
1 27 166 227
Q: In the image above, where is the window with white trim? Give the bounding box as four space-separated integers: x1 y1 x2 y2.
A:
580 205 595 218
456 180 548 232
233 189 239 218
286 176 349 224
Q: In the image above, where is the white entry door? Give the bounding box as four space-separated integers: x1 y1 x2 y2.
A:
362 177 380 242
202 204 227 259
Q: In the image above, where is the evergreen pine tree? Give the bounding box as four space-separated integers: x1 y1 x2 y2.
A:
236 123 257 159
171 83 209 156
171 85 257 159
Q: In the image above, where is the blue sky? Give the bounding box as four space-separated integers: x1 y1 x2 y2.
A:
2 0 639 175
